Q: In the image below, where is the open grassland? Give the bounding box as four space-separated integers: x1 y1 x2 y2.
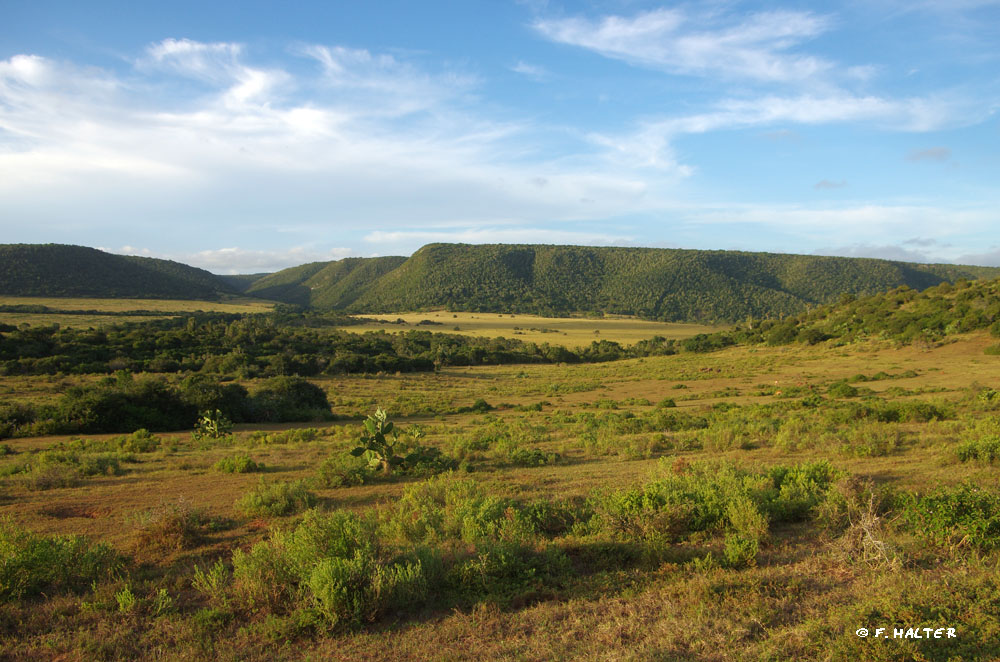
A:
342 310 726 347
2 332 1000 660
0 296 275 329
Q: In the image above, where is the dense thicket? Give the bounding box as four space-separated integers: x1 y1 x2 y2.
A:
0 313 679 378
0 244 236 299
259 244 999 322
0 372 332 437
705 277 1000 349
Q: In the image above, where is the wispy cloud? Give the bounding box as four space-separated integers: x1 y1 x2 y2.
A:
106 244 358 274
0 41 660 244
511 61 548 80
815 179 847 189
907 146 952 161
534 8 832 82
364 227 634 249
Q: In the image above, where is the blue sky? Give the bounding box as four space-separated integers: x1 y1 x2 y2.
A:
2 1 999 273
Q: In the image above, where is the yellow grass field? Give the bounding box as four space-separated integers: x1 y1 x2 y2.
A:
0 296 275 328
343 310 727 346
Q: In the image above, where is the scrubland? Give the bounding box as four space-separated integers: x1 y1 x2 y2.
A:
2 318 1000 661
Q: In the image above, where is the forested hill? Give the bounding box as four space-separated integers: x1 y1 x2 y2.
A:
5 242 999 322
0 244 239 300
260 243 998 323
243 256 407 307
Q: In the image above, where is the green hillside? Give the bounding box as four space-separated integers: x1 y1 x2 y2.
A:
245 256 407 307
338 243 1000 322
218 273 270 292
6 242 998 322
0 244 238 300
730 276 1000 347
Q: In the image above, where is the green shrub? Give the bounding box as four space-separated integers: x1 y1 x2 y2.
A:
902 483 1000 550
237 479 317 517
229 510 433 628
723 496 768 567
448 542 571 603
589 459 839 543
193 409 234 440
249 377 331 423
0 518 122 601
213 453 263 474
839 423 902 457
956 435 1000 464
382 475 535 547
248 427 322 445
316 453 372 488
113 428 161 453
14 449 126 490
984 344 1000 355
828 381 859 398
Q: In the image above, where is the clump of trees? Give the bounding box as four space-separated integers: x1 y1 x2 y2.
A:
0 372 332 438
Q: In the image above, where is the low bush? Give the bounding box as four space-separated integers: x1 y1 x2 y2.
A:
956 435 1000 464
0 518 122 601
316 453 372 488
237 479 317 517
587 459 840 564
229 510 434 629
902 483 1000 551
213 453 264 474
248 427 322 445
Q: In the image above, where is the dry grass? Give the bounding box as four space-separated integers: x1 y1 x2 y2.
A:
0 296 274 328
340 310 726 347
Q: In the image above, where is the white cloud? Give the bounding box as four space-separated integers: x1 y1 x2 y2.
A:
0 43 663 239
534 8 832 82
364 227 634 248
812 243 939 263
511 61 549 80
108 245 357 274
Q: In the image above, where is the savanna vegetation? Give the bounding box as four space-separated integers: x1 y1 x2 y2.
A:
2 275 1000 660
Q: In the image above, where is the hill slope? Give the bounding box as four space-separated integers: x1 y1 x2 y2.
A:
0 244 239 300
244 256 407 307
337 244 1000 322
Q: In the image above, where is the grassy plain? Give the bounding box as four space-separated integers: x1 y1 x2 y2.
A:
342 310 726 347
2 325 1000 660
0 296 275 328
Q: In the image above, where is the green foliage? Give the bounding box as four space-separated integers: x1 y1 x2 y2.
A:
227 510 433 629
315 453 372 488
0 243 236 299
0 518 122 601
194 409 233 440
902 484 1000 550
213 453 263 474
236 479 317 518
305 243 998 323
249 377 331 423
351 408 402 475
588 459 839 545
956 435 1000 464
827 381 859 398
